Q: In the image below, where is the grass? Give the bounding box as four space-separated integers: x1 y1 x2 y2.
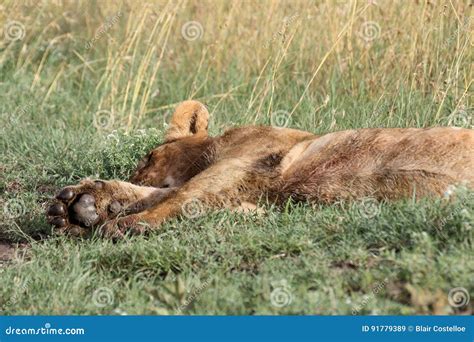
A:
0 0 472 315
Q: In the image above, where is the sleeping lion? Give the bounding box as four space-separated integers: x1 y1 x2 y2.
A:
46 100 473 238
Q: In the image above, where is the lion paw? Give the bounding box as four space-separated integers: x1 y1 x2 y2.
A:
46 179 125 237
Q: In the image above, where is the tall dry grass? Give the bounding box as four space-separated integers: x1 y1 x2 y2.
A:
0 0 472 131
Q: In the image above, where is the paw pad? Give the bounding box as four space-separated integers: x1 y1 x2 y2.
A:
46 183 103 236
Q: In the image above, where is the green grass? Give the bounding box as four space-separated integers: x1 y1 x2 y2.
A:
1 97 472 315
0 0 473 315
0 194 473 314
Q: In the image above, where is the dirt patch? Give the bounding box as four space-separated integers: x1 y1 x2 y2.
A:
0 241 16 262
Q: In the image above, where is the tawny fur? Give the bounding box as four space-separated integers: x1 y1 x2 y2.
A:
47 100 474 238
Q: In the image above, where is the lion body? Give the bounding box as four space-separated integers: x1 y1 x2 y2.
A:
47 101 474 237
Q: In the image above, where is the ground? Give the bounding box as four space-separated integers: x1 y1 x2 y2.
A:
0 0 472 315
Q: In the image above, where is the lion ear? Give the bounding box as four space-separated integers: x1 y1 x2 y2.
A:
165 100 209 142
